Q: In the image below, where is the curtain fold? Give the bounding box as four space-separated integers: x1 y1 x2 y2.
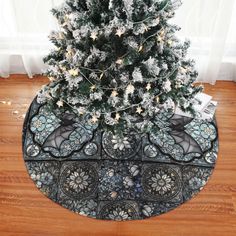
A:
0 0 235 83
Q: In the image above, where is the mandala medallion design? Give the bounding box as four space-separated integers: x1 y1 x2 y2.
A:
98 201 139 221
60 162 98 199
102 131 141 159
142 165 181 201
22 98 219 221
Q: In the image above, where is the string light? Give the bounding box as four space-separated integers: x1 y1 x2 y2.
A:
115 28 125 37
146 83 151 91
90 31 98 41
157 29 165 43
90 85 96 91
136 107 143 114
63 14 71 26
68 69 79 76
179 66 187 73
138 45 143 52
99 72 104 80
111 90 118 97
66 51 73 59
144 25 149 32
56 100 64 107
115 113 121 121
77 109 84 115
60 66 67 71
157 36 163 43
160 30 165 37
116 59 123 65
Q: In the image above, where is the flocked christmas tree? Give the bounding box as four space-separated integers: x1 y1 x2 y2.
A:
39 0 203 136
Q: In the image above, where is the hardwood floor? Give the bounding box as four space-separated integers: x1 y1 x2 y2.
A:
0 75 236 236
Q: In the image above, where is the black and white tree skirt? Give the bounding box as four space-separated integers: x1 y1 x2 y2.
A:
22 98 218 221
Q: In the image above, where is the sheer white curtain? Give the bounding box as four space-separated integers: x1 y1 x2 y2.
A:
173 0 236 84
0 0 63 78
0 0 235 83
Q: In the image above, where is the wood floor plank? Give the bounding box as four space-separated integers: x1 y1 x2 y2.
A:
0 75 235 236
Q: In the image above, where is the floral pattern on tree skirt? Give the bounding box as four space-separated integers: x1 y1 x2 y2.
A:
22 98 218 221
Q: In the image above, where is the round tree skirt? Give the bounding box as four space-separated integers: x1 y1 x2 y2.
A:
22 97 218 221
